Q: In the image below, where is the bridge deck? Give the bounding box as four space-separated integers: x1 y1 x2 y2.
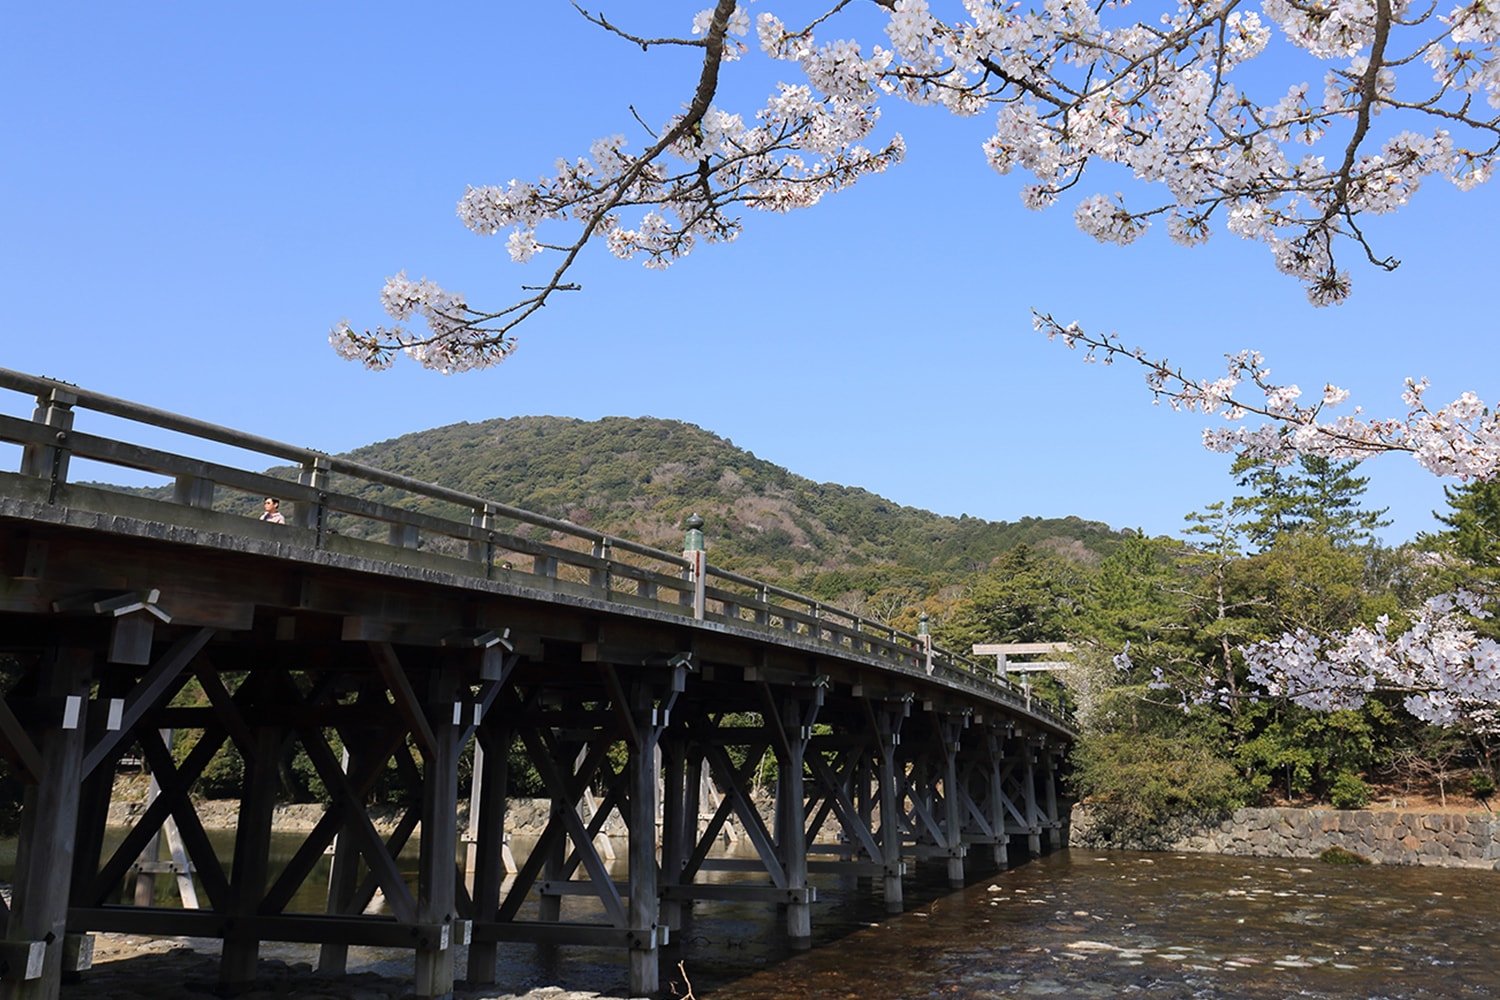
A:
0 369 1074 999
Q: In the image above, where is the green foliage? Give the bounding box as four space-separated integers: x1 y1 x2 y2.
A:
934 545 1085 650
1231 703 1394 801
1329 771 1372 809
1226 532 1390 635
1070 727 1251 839
1426 478 1500 572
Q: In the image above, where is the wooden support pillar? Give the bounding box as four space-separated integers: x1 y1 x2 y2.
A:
72 677 130 916
464 722 511 985
855 756 876 870
626 684 663 996
414 668 462 999
4 647 91 1000
658 732 688 934
318 735 365 975
220 722 279 993
1040 742 1063 851
1022 740 1042 857
875 714 903 915
941 718 965 888
775 697 812 948
537 773 569 925
987 732 1009 869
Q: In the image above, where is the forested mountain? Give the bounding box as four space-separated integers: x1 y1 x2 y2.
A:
337 415 1130 586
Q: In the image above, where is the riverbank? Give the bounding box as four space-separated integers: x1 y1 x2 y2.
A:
1070 804 1500 869
111 794 1500 870
72 936 636 1000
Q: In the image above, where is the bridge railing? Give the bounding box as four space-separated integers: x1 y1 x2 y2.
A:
0 368 1076 732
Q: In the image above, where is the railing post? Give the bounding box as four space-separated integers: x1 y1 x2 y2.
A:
293 455 331 534
172 475 215 509
918 613 934 675
590 539 611 593
468 503 497 571
21 388 76 498
682 513 706 620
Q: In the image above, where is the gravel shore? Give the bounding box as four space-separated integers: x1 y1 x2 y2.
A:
69 933 643 1000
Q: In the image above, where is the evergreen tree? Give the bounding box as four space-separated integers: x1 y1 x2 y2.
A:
1420 478 1500 639
1230 454 1303 547
934 544 1084 650
1427 479 1500 576
1231 454 1389 549
1299 455 1391 547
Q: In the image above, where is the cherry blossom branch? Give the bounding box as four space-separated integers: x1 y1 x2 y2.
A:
1034 311 1500 481
332 1 1500 371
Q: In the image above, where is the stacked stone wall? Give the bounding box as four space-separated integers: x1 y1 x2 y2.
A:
1070 805 1500 869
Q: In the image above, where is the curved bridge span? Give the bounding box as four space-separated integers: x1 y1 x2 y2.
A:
0 369 1075 999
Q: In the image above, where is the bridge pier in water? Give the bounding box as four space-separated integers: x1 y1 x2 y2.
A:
0 368 1076 1000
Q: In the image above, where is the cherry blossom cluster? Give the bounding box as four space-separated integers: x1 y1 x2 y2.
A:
329 272 518 374
1035 312 1500 482
334 0 1498 371
1241 593 1500 731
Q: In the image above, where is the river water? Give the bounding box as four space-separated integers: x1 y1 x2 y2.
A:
684 850 1500 1000
10 833 1498 998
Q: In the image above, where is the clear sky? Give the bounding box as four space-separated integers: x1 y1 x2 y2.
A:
3 3 1495 546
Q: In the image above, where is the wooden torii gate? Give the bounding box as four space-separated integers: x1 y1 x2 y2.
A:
971 643 1074 709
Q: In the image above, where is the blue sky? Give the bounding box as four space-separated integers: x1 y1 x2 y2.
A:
3 2 1495 546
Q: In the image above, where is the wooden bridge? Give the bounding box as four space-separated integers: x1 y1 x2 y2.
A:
0 368 1076 999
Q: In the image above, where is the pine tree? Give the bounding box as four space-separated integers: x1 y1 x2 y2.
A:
1231 454 1389 549
1230 454 1303 547
1421 480 1500 639
1298 455 1392 547
1429 479 1500 572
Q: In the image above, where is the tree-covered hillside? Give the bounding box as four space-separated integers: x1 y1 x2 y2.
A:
334 415 1130 585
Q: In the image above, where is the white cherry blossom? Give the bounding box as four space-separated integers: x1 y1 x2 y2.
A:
331 0 1500 371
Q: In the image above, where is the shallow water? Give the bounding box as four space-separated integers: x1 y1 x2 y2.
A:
692 851 1500 1000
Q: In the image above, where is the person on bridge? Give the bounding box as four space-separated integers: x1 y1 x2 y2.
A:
260 496 286 524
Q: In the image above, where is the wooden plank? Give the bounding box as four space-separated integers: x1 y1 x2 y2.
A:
468 921 648 948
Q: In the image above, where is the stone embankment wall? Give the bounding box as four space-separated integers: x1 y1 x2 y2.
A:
1071 806 1500 869
107 796 772 838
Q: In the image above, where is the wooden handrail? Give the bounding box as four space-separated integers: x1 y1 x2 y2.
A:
0 366 1076 731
